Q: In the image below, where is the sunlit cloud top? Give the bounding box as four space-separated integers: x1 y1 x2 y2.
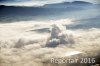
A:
0 0 99 6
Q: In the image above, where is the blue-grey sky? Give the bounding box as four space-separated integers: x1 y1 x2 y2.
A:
0 0 99 6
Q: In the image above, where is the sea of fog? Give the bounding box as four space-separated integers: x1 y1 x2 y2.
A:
0 4 100 66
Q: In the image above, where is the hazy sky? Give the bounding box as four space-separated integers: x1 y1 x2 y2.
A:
0 0 99 6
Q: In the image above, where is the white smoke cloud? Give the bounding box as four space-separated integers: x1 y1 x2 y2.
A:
0 19 100 66
46 24 75 47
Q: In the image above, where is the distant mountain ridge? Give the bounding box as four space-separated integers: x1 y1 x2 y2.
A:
71 1 92 4
43 1 93 8
0 1 93 15
0 1 94 22
0 1 93 7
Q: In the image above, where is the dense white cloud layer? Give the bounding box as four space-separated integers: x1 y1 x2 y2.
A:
0 19 100 66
